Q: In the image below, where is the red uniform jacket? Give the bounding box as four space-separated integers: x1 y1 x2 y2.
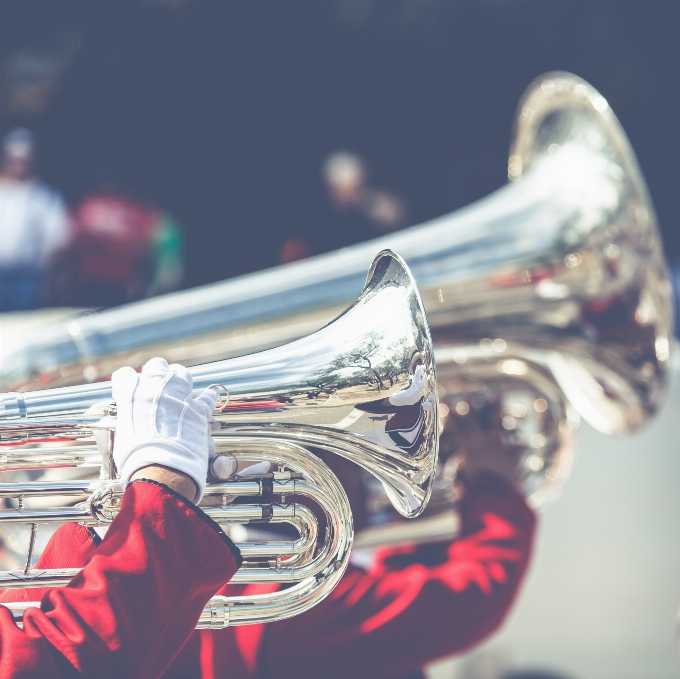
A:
0 480 242 679
2 473 534 679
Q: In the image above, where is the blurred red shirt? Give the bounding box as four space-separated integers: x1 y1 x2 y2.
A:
1 473 534 679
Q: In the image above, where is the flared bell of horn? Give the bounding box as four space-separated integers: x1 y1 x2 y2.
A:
2 75 670 441
419 71 673 435
0 250 438 518
1 73 671 514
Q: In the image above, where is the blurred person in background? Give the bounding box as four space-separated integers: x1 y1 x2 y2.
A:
50 180 184 307
5 396 535 678
324 151 406 234
279 151 408 265
0 128 70 312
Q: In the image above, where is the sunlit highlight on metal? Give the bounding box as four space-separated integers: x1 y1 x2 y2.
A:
0 250 438 627
0 72 672 521
0 250 438 518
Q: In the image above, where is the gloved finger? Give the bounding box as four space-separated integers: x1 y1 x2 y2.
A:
240 461 271 476
111 366 139 402
211 453 238 481
195 385 221 414
169 362 192 383
167 362 194 398
141 357 171 377
84 399 116 417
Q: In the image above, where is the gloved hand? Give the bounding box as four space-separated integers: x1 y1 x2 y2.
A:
111 357 219 503
389 364 429 407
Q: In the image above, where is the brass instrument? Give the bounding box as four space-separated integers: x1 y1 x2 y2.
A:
0 251 439 626
0 72 673 540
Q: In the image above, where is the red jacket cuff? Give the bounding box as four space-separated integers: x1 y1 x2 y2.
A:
0 480 243 679
128 478 242 567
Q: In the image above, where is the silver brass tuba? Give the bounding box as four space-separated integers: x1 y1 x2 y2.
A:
0 250 438 626
0 72 673 511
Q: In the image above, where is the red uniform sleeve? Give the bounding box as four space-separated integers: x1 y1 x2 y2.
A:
0 479 242 679
260 472 536 679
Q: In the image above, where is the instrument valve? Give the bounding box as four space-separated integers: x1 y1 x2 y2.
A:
268 556 284 571
89 482 124 524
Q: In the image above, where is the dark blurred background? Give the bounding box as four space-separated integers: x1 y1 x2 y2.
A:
2 0 679 291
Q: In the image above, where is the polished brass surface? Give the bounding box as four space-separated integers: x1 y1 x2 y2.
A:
0 250 438 518
0 73 673 556
0 252 439 627
4 442 356 628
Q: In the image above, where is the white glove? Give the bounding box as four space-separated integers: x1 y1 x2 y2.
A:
111 357 219 502
389 364 429 407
